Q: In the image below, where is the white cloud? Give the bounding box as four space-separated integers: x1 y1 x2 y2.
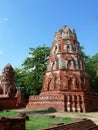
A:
4 17 8 21
0 17 8 23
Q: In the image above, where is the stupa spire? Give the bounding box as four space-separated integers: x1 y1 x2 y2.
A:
42 26 90 93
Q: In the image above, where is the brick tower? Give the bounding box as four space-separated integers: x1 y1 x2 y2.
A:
26 26 98 112
0 64 25 109
0 63 15 97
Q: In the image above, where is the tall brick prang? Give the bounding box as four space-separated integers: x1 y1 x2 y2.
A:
26 26 98 112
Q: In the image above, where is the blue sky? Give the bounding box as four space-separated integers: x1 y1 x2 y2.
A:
0 0 98 74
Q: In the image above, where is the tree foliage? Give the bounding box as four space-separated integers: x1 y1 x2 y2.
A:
83 51 98 95
87 54 98 94
14 45 50 97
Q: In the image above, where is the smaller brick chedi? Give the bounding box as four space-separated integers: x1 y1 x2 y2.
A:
0 64 25 109
0 64 15 97
26 26 98 112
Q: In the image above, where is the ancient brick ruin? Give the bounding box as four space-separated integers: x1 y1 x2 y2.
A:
0 117 25 130
41 119 98 130
0 63 15 97
26 26 98 112
0 64 25 110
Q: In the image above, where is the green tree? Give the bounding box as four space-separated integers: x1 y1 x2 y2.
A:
21 45 50 96
92 53 98 76
84 53 98 95
81 47 98 95
90 53 98 95
14 68 27 97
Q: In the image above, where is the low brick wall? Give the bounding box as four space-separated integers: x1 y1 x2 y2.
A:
41 119 98 130
0 97 17 110
0 95 25 110
26 94 65 111
0 117 25 130
84 95 98 112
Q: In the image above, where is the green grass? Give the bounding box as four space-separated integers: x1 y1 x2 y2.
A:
0 110 75 130
0 110 18 117
26 116 75 130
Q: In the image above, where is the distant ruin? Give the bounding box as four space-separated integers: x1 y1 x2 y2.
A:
0 64 25 110
0 64 15 97
26 26 98 112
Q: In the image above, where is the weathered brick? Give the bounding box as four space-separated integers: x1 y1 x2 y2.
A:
0 117 25 130
26 26 98 112
41 119 98 130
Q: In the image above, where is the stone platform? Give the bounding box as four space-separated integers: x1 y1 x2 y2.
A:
26 92 98 112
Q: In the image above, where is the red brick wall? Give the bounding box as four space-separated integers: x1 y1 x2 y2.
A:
41 119 98 130
26 94 66 111
0 97 17 110
27 101 65 111
0 96 25 110
26 93 98 112
84 95 98 112
0 117 25 130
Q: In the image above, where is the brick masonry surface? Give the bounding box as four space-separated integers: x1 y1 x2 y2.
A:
0 64 25 110
0 117 25 130
41 119 98 130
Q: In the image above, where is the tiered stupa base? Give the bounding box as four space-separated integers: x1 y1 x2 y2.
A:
26 91 98 112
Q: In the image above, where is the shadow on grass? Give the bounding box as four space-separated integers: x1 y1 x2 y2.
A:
25 108 57 115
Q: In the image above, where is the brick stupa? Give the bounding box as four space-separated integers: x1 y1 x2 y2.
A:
26 26 98 112
0 63 15 97
0 64 25 109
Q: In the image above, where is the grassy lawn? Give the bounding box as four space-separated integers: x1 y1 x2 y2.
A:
0 110 75 130
0 110 18 117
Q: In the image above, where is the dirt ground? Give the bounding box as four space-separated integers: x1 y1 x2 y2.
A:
47 111 98 125
13 108 98 125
